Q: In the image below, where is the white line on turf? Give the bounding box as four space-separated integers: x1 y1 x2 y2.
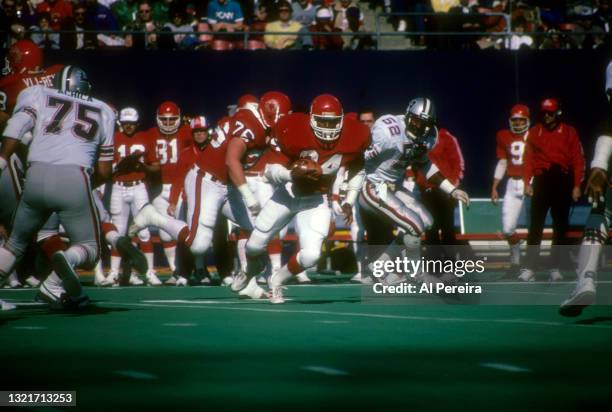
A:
302 366 350 376
113 370 158 380
480 363 531 373
12 326 47 330
316 320 350 324
162 323 197 327
108 302 612 330
141 299 293 304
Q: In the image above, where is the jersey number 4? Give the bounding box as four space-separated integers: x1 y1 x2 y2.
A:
44 96 100 140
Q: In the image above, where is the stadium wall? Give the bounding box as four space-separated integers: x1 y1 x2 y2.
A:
44 49 610 196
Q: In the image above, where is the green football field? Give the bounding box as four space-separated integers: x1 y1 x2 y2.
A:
2 274 612 412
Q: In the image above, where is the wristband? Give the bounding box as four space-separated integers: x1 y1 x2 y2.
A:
0 157 7 172
439 179 456 195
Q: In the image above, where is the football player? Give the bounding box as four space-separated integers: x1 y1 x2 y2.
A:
359 98 470 285
237 94 370 303
560 62 612 316
225 91 292 284
0 66 115 309
104 107 161 286
490 104 531 272
146 101 193 276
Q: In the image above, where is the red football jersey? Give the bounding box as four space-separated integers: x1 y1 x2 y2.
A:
496 129 528 178
249 136 289 172
169 144 203 206
113 130 157 182
415 128 465 189
227 107 268 170
0 64 63 114
276 113 370 193
146 124 192 184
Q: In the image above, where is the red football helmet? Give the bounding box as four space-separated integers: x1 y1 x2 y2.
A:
238 94 258 108
157 101 181 135
3 40 43 75
190 115 208 130
509 104 530 134
258 91 292 128
540 98 559 113
310 94 343 145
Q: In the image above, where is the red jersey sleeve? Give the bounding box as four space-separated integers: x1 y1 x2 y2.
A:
169 148 194 206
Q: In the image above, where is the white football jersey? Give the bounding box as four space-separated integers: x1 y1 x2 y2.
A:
4 85 115 168
365 114 436 185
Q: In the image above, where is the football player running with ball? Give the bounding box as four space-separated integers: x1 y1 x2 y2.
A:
239 94 370 303
359 98 470 285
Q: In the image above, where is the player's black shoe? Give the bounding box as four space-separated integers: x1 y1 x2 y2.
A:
115 236 148 276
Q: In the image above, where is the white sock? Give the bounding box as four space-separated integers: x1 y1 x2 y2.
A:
269 264 292 287
510 243 520 266
94 261 104 278
269 253 281 272
65 246 88 268
237 239 248 272
576 239 603 281
164 247 176 272
110 255 122 274
145 252 154 271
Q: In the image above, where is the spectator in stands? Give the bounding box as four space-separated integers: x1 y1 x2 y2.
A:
306 6 343 50
264 1 302 49
260 0 285 22
249 3 269 42
292 0 316 27
389 0 410 32
207 0 245 36
538 0 565 31
520 98 584 282
594 0 611 32
505 16 534 50
30 12 60 49
152 0 172 25
334 0 363 32
35 0 73 31
111 0 138 29
124 0 159 49
84 0 121 46
163 5 197 49
448 0 483 49
344 6 375 49
60 2 97 49
539 28 578 49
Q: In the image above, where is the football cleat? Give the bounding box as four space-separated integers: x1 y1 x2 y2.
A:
222 276 234 287
128 273 144 286
101 271 120 287
256 275 267 285
382 273 408 286
25 276 41 288
359 275 375 285
269 285 286 304
146 270 162 286
6 272 23 288
230 271 248 292
295 272 312 284
239 276 268 299
560 274 596 317
116 236 148 276
518 268 535 282
51 251 83 298
176 276 189 287
1 299 16 311
165 275 178 285
350 273 362 283
549 268 563 282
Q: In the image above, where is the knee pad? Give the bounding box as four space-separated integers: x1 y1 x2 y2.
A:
159 229 173 243
137 228 151 242
297 248 321 269
189 229 213 256
245 231 267 258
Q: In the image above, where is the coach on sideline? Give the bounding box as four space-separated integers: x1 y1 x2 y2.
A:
520 98 585 282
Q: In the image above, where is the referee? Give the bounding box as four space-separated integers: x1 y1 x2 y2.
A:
520 98 585 281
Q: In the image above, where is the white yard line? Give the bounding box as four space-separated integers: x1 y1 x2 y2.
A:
480 363 532 373
302 366 350 376
106 302 612 330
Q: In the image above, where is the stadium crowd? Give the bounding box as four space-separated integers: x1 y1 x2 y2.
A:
0 0 609 50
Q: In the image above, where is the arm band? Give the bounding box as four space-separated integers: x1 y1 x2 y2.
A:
439 179 457 195
345 170 365 206
494 159 507 180
591 135 612 171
